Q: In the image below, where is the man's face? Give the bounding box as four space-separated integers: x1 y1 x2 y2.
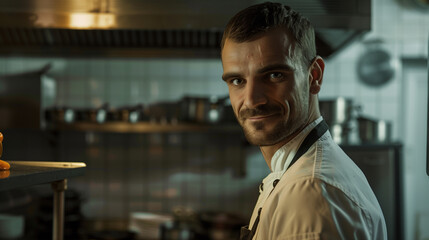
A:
221 29 311 146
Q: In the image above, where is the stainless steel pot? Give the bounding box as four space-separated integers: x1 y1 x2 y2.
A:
75 104 109 124
179 96 228 124
330 123 352 145
319 98 357 126
127 104 147 123
45 107 76 124
357 116 392 143
148 101 181 124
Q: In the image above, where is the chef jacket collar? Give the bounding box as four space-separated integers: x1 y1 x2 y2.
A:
270 116 324 173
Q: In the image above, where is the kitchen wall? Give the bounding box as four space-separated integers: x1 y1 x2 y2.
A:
0 0 428 238
319 0 429 239
0 57 270 223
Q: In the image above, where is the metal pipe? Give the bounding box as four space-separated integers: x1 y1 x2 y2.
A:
52 179 67 240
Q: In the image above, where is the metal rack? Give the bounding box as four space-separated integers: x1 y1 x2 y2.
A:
49 122 242 133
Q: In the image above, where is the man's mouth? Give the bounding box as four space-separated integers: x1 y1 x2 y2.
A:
239 105 282 123
244 113 280 122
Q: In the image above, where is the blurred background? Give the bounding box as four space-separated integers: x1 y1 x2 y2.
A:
0 0 428 240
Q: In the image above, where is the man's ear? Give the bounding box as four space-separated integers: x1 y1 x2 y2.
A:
309 56 325 94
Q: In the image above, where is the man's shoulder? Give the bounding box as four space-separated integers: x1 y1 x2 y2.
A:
272 176 345 202
270 174 384 224
268 176 383 222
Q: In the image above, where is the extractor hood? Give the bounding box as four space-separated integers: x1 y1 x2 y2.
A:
0 0 371 58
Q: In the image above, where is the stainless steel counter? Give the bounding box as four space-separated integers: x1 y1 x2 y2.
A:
0 161 85 191
0 161 86 240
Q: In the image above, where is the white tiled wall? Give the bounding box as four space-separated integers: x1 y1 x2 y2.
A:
50 58 226 108
0 57 227 109
321 0 429 142
321 0 429 239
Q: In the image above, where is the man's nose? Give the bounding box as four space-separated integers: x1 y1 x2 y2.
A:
244 80 268 108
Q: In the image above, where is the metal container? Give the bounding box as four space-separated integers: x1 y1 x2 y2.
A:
0 65 55 129
148 102 181 124
45 107 75 124
357 116 392 143
319 98 358 144
127 104 148 123
179 96 227 124
319 98 356 126
330 123 352 145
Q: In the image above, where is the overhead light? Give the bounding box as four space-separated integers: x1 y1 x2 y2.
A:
69 13 116 29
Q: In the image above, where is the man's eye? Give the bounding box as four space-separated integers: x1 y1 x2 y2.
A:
231 78 243 86
270 72 283 79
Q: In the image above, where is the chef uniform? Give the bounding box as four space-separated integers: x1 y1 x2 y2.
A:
240 117 388 240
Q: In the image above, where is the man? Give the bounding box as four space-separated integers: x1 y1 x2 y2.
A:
220 2 387 240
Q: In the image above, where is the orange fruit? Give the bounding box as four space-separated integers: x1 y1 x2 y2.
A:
0 159 10 171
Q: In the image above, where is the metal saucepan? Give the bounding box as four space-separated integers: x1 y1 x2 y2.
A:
127 104 148 123
179 96 229 124
319 97 359 126
75 103 109 124
357 116 392 143
44 107 76 124
148 101 181 124
330 123 353 145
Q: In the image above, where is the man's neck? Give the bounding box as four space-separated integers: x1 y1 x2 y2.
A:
260 113 321 171
259 126 304 171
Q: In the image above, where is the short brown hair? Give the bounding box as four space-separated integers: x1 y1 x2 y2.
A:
221 2 316 68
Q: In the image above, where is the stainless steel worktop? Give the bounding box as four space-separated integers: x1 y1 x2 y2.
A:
0 161 86 191
0 161 86 240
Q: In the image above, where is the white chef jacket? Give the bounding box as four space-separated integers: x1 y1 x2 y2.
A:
248 117 387 240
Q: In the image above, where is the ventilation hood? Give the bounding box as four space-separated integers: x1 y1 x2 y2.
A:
0 0 371 58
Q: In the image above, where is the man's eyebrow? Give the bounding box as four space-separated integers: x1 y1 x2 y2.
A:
222 72 242 81
257 64 295 74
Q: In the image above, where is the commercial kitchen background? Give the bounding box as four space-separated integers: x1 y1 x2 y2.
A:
0 0 428 239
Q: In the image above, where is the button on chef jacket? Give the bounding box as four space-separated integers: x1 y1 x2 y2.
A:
248 117 387 240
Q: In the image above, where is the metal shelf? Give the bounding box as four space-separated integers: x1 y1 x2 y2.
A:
48 122 242 133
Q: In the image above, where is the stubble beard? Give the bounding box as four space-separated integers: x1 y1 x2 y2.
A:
242 120 289 146
238 100 309 147
237 104 292 146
